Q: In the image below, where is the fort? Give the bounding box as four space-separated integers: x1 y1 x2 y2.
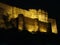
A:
0 3 58 34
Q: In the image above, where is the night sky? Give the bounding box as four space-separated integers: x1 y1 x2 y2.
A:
0 0 60 45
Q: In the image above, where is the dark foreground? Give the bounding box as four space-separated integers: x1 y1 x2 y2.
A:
0 28 60 45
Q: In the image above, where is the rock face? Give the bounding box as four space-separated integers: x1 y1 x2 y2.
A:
0 3 58 34
0 7 8 29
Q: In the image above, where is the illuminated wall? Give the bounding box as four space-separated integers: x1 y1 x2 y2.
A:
0 2 58 34
24 17 38 33
48 18 58 34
